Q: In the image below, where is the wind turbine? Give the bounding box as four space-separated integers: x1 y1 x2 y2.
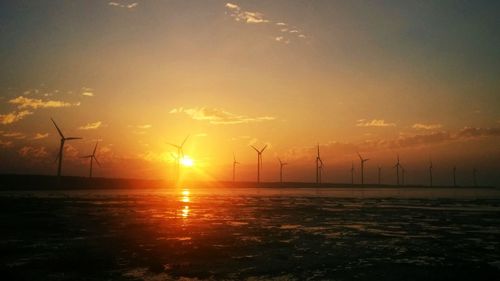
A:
51 118 82 177
278 158 287 184
394 154 401 186
453 166 457 187
232 153 239 182
357 152 369 185
315 144 323 184
473 168 477 187
429 159 433 187
251 145 267 183
167 135 189 181
81 141 100 178
401 165 406 186
350 162 355 185
378 166 382 185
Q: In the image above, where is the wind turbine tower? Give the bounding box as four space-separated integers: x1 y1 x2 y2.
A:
167 135 189 182
81 141 100 178
278 158 287 184
350 162 355 185
51 118 82 177
251 145 267 183
316 144 324 184
232 153 240 183
429 160 433 187
357 152 369 185
394 154 401 186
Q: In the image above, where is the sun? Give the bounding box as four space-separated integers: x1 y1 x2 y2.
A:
180 155 194 167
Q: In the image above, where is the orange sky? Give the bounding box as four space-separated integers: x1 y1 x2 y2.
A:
0 1 499 186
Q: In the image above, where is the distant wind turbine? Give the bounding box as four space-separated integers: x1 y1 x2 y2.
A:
81 141 100 178
350 162 355 185
51 118 82 177
232 153 239 182
401 165 406 186
251 145 267 183
394 154 401 185
473 168 478 187
378 166 382 185
429 159 433 187
167 135 189 181
453 166 457 187
278 158 287 184
316 144 323 184
357 152 369 185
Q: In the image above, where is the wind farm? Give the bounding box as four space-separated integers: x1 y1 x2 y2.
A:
1 1 500 280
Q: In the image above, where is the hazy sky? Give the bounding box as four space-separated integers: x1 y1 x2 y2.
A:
1 0 499 185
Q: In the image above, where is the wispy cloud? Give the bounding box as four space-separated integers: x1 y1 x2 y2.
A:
356 119 396 127
18 146 49 159
78 121 102 130
9 96 79 109
33 133 49 140
81 87 94 97
456 127 500 138
0 110 33 125
225 3 269 23
2 131 26 139
224 3 307 44
170 107 275 125
136 124 152 129
109 2 138 9
412 123 443 130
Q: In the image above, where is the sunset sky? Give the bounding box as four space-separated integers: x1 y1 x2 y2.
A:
1 1 499 185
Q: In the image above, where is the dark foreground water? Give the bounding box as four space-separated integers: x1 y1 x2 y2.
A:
1 187 500 281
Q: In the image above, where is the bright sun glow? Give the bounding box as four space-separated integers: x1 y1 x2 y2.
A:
180 156 194 167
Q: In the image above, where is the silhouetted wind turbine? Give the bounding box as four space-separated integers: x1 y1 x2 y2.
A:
378 166 382 185
251 145 267 183
350 162 355 185
357 152 369 185
429 159 433 187
401 165 406 186
394 154 401 185
232 153 239 182
167 135 189 181
316 144 324 184
278 158 287 184
453 166 457 187
81 141 100 178
51 118 82 177
473 168 477 187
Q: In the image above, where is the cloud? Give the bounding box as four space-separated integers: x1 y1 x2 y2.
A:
0 110 33 125
276 22 286 26
18 146 49 158
356 119 396 127
225 3 239 10
412 123 443 130
109 2 138 9
391 131 452 148
9 96 79 109
170 107 275 125
136 124 152 129
78 121 102 130
2 131 26 139
456 127 500 138
33 133 49 140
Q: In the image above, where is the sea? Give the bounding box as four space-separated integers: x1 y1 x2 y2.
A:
1 187 500 280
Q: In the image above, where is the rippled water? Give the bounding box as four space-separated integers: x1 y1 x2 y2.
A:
1 187 500 280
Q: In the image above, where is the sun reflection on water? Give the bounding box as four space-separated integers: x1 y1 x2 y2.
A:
179 188 190 218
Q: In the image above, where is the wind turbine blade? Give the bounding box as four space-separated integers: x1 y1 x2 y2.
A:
357 152 362 161
167 143 180 149
65 137 82 141
180 135 190 148
94 156 101 167
51 118 65 139
260 145 268 153
250 145 259 153
92 141 99 155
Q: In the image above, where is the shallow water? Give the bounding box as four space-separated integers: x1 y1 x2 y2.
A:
1 187 500 280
